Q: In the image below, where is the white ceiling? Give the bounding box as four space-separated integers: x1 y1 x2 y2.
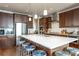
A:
0 3 76 17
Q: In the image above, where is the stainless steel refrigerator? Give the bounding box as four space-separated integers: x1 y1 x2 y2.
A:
15 23 28 45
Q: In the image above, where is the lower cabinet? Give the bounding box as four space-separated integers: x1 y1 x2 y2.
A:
0 36 15 48
69 42 79 48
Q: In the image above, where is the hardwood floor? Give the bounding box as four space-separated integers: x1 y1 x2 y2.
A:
0 44 78 56
0 46 16 56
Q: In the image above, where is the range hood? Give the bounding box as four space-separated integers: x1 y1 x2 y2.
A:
52 12 59 22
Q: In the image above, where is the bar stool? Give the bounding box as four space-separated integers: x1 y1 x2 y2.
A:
18 40 25 56
22 42 30 56
32 50 47 56
25 45 36 56
66 47 79 56
54 50 71 56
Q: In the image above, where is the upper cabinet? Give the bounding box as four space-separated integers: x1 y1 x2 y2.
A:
27 17 33 28
59 12 65 27
39 17 51 33
14 14 33 28
59 8 79 27
14 14 22 23
39 17 51 28
73 8 79 26
0 12 13 28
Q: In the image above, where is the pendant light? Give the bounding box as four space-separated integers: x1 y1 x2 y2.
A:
28 4 32 21
29 17 31 21
34 14 38 19
43 10 47 15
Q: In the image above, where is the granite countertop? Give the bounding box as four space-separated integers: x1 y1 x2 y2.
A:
20 34 78 49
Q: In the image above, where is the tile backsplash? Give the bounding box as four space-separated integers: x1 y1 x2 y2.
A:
48 22 79 34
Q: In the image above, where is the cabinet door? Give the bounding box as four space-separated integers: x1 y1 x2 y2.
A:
47 17 51 28
73 8 79 26
0 13 3 27
27 17 33 28
0 38 2 48
39 18 44 27
59 13 65 27
59 10 73 27
14 14 22 23
39 17 51 28
21 15 28 23
64 10 73 27
0 12 13 28
5 13 13 28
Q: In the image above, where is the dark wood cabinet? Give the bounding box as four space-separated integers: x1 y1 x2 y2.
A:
59 8 79 27
59 13 65 27
69 42 79 48
14 14 33 28
0 36 15 48
73 8 79 26
15 14 29 23
21 15 28 23
39 17 51 28
0 12 13 28
64 10 73 27
27 17 33 28
14 14 22 23
39 17 51 33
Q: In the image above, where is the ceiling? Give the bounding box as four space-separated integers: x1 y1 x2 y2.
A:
0 3 76 17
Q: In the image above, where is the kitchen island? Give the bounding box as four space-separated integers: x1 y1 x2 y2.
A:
20 34 78 56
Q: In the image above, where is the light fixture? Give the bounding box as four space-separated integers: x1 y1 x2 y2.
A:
34 14 38 19
29 17 32 21
43 10 48 15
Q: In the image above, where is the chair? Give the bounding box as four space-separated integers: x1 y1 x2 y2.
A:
66 47 79 56
54 50 71 56
32 50 47 56
25 45 36 56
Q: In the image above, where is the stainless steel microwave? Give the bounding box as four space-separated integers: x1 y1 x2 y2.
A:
0 30 5 35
